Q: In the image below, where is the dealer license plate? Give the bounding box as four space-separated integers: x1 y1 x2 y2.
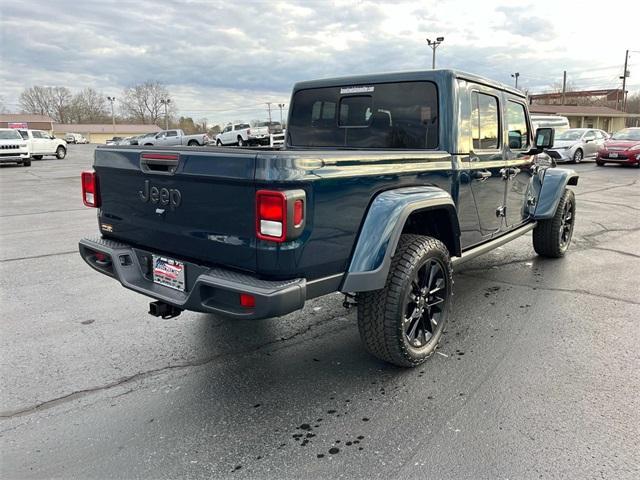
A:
152 256 186 291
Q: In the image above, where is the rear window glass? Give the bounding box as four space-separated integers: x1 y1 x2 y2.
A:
289 81 439 149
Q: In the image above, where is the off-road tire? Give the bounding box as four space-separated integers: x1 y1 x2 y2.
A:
32 155 43 160
356 234 453 368
56 146 66 159
533 188 575 258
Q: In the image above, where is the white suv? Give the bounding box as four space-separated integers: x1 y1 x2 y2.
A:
18 129 67 159
0 128 31 166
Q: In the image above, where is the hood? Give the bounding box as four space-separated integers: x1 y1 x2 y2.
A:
604 140 640 149
551 139 579 149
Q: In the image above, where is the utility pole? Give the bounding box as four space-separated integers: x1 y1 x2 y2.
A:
107 96 116 132
561 71 567 106
278 103 285 126
160 98 171 129
511 72 520 89
621 49 629 112
266 102 273 124
426 37 444 69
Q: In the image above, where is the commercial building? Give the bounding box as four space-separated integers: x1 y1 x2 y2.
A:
528 105 640 133
52 124 161 143
0 114 55 131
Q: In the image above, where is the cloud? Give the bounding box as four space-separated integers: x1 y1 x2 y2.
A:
0 0 634 124
495 5 554 38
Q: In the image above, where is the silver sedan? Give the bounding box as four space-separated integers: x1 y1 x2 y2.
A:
547 128 609 163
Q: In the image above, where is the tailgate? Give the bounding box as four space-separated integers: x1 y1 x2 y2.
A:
94 147 257 272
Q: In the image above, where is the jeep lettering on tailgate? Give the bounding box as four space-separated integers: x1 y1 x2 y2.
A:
139 180 182 210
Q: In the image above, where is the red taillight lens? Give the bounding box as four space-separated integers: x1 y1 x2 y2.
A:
293 199 304 227
256 189 305 243
240 293 255 308
81 171 100 208
256 190 286 241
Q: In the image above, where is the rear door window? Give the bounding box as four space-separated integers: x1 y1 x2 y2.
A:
471 92 500 150
289 81 439 149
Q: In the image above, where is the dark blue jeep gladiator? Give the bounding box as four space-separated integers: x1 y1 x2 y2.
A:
79 70 578 367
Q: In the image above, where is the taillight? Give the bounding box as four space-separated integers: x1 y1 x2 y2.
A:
256 189 306 242
81 171 100 208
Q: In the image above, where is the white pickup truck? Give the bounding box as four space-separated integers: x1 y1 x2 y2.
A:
138 129 209 147
215 123 270 146
18 129 67 159
0 128 31 166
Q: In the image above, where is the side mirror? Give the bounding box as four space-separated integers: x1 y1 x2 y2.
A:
535 127 554 149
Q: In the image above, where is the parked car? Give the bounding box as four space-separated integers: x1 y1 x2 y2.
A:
17 129 67 159
215 123 269 146
0 128 31 166
135 133 157 145
105 137 124 145
138 129 209 147
545 128 608 163
65 133 89 144
596 127 640 167
117 136 142 146
79 69 578 368
257 121 284 134
531 115 571 135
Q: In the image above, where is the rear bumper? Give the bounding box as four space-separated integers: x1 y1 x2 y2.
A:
79 235 313 319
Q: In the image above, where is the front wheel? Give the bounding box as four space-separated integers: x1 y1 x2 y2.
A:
533 189 575 258
572 149 583 163
56 146 66 159
356 234 453 367
22 160 32 167
216 140 222 146
596 161 605 167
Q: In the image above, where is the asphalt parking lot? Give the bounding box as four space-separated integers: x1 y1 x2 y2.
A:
1 145 639 479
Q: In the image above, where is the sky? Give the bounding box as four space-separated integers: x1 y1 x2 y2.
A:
1 0 639 125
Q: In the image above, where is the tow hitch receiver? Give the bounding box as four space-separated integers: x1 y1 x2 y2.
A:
149 301 183 319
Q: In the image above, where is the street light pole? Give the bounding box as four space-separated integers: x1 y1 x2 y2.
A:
621 49 629 112
107 96 116 133
278 103 285 126
160 98 171 129
426 37 444 69
511 72 520 89
266 102 273 124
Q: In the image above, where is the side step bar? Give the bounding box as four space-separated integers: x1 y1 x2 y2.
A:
452 222 536 268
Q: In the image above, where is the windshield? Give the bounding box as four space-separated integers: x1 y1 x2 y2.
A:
555 130 584 141
0 130 22 140
611 129 640 141
289 81 439 149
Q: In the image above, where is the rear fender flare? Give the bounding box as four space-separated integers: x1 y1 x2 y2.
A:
534 168 579 219
340 186 460 293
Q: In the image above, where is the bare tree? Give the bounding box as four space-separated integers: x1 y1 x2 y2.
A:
120 81 174 124
68 88 108 123
19 86 73 122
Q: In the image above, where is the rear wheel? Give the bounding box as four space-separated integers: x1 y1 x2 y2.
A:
533 189 575 258
56 146 66 159
188 140 198 146
356 234 453 367
237 136 246 146
572 149 583 163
